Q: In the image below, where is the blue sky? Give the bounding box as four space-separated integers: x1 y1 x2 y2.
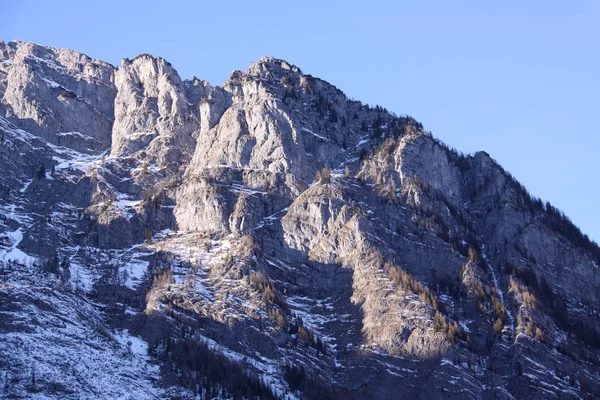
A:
3 0 599 242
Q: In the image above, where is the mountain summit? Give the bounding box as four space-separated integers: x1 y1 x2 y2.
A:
1 40 599 399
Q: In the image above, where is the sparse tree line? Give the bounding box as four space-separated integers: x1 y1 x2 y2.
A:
375 130 600 266
35 252 84 292
461 259 507 336
248 270 289 332
380 258 468 344
287 315 328 355
504 261 600 350
248 269 329 355
279 73 423 152
357 128 600 351
149 337 278 400
284 364 349 399
452 139 600 264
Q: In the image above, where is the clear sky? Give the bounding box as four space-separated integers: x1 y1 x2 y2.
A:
3 0 599 242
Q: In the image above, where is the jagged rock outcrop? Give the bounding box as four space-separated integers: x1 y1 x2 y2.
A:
175 57 410 235
186 57 374 183
1 41 599 400
175 167 306 235
110 55 200 170
0 40 116 152
184 77 231 135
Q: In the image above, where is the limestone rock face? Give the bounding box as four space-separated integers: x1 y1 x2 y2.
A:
110 55 200 169
0 40 116 152
175 57 394 235
1 42 600 400
187 57 382 183
174 167 306 234
184 77 231 135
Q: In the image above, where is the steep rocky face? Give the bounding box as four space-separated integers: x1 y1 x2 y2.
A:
184 77 231 135
110 55 200 170
187 57 377 183
0 40 116 152
1 41 600 400
175 57 398 234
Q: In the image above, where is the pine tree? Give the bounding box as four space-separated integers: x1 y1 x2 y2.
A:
344 165 351 178
61 257 71 285
328 108 338 123
360 120 368 132
37 164 46 180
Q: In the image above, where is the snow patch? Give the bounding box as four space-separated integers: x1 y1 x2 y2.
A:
42 77 61 88
0 228 36 264
301 127 331 142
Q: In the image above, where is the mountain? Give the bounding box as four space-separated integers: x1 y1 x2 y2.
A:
1 39 599 399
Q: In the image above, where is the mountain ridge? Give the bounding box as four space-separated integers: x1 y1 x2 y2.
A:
1 40 599 399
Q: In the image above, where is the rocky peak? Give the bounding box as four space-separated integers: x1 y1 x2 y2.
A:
244 56 304 88
110 54 200 169
119 54 184 100
12 40 114 82
183 77 232 136
0 40 116 152
0 39 16 59
183 77 212 103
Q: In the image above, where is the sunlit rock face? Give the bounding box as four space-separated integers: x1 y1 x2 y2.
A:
1 41 599 400
0 40 116 152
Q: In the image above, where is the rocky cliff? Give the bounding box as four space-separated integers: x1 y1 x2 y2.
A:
1 40 599 400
